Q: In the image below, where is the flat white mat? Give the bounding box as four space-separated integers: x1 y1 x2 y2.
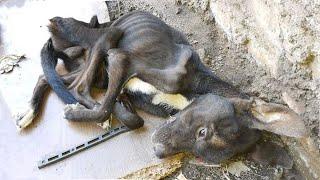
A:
0 1 166 179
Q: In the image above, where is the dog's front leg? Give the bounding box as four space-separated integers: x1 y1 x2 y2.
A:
69 39 105 107
64 49 130 122
68 30 123 109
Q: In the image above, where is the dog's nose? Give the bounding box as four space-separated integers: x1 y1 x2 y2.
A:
153 144 166 159
49 17 57 23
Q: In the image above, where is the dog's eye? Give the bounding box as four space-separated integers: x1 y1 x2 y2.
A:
197 127 207 139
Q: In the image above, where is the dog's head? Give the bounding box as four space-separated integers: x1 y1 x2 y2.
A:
152 94 307 163
46 16 80 50
48 17 79 37
47 16 123 50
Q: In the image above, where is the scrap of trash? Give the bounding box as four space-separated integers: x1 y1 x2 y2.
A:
121 153 185 179
0 54 25 74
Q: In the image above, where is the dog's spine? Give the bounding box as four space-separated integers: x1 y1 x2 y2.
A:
41 38 77 104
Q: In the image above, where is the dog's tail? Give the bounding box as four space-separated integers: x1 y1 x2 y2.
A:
41 38 77 104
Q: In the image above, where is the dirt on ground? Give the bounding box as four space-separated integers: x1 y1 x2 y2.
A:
114 0 319 179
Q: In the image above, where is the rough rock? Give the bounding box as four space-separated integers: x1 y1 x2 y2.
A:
176 0 210 12
227 161 251 177
181 0 320 178
0 54 25 74
210 0 320 79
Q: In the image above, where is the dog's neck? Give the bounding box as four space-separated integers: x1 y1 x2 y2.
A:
188 70 245 99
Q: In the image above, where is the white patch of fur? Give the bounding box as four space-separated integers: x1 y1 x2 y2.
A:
63 103 85 118
125 77 192 110
125 77 158 94
15 107 35 131
64 103 83 111
152 93 191 110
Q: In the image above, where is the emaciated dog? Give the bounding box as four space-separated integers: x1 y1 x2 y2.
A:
16 11 306 163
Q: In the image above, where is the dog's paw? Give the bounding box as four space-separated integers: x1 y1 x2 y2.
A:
63 103 87 121
63 103 106 122
64 103 83 118
64 103 85 114
14 108 35 131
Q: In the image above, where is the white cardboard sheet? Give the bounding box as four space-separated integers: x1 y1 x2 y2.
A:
0 1 166 178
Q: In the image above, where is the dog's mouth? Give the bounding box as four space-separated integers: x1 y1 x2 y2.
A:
47 22 57 33
47 19 61 35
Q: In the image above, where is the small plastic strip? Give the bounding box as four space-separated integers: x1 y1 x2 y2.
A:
37 125 130 169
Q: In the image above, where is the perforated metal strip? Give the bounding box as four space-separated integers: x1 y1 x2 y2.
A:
38 125 130 169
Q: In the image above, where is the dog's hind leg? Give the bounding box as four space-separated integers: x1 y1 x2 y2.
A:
64 49 130 123
112 93 144 129
15 72 79 130
68 38 106 108
15 75 49 130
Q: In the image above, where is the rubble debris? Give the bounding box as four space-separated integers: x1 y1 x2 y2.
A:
227 161 251 177
197 48 207 60
0 54 25 74
191 40 198 44
188 157 221 167
176 7 182 14
176 172 187 180
121 153 184 179
282 91 305 115
105 0 122 21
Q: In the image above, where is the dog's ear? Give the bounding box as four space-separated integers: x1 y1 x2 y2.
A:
229 97 253 113
229 98 308 138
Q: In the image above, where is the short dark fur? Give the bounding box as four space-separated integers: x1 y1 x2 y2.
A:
19 11 299 163
60 12 246 123
20 15 143 130
44 16 123 108
40 39 78 104
45 12 256 163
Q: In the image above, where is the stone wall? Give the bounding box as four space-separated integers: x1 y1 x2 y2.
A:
210 0 320 79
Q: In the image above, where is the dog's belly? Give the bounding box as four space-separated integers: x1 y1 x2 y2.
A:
124 77 192 110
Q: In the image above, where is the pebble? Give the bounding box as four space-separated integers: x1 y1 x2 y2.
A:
191 40 199 44
176 7 182 14
186 32 193 37
197 48 207 60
